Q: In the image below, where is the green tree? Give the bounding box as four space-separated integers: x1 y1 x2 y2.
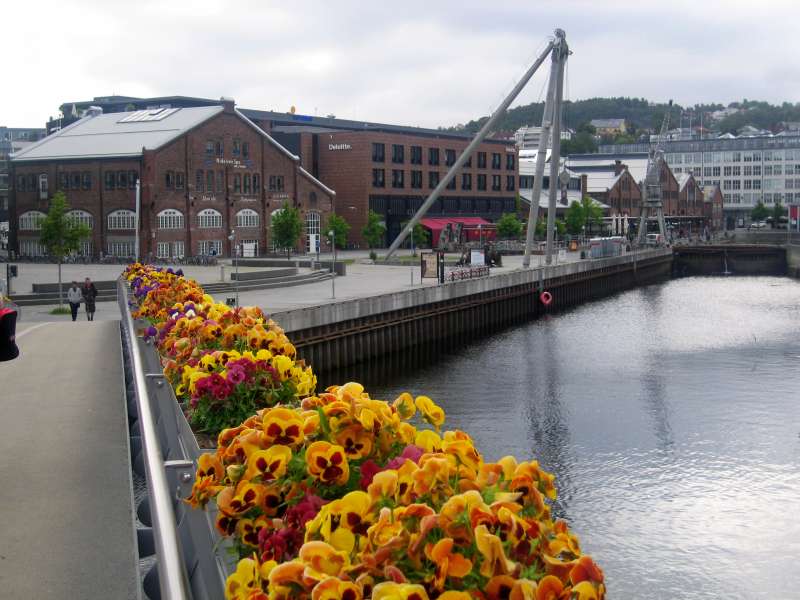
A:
38 191 91 307
361 210 386 250
400 221 430 255
772 202 787 228
325 214 350 249
751 201 770 222
270 202 303 259
496 212 523 239
564 196 604 235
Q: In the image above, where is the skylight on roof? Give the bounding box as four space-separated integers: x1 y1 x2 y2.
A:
118 107 180 123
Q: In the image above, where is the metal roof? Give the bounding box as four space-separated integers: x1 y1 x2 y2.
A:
12 106 224 162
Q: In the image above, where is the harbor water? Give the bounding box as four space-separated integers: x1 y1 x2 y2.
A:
345 276 800 600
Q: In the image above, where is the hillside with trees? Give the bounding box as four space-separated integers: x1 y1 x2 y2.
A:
442 97 800 140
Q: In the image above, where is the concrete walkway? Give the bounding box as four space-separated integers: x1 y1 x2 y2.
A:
0 321 138 599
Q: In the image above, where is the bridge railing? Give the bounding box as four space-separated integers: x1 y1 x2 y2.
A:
118 277 231 599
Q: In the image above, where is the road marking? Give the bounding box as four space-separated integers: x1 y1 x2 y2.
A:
15 322 52 339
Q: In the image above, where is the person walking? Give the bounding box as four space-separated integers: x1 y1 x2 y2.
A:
66 281 82 322
82 277 98 321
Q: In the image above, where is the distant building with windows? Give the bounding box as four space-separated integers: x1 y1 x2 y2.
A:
10 100 333 259
600 134 800 228
1 127 47 232
514 125 573 150
590 118 627 136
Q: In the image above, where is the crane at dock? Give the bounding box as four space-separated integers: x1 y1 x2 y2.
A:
636 100 672 245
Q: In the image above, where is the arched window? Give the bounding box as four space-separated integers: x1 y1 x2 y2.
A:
305 211 321 236
66 209 93 228
19 210 46 231
236 208 259 228
158 209 185 230
107 209 136 230
197 208 222 229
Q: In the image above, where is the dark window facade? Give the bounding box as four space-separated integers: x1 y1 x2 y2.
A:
428 148 440 166
196 170 204 192
206 140 214 155
253 174 260 193
477 174 487 190
233 139 241 155
243 173 251 194
165 171 175 189
506 153 515 170
105 172 115 190
391 169 404 188
446 176 456 190
81 172 91 190
176 172 185 189
492 153 501 169
445 149 456 166
506 175 515 191
217 171 224 193
392 144 404 164
478 152 487 168
372 143 385 162
492 175 501 190
429 171 440 188
411 170 423 189
410 145 422 165
462 173 472 190
372 168 385 188
207 171 215 193
70 172 81 189
242 142 250 158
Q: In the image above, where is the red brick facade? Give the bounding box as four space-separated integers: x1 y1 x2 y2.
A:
10 104 334 258
254 126 519 247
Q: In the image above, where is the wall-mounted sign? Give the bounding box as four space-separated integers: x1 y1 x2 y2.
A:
215 157 247 169
269 193 290 200
329 143 352 151
238 196 258 203
199 194 217 202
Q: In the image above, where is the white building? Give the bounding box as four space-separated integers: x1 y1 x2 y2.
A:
514 125 573 150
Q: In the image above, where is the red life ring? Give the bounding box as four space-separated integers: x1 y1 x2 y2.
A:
540 291 553 306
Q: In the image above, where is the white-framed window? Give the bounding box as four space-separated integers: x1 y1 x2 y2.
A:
78 240 92 256
19 210 46 231
305 211 321 236
108 209 136 230
236 208 259 228
107 241 135 257
158 208 185 230
240 239 258 257
19 238 46 256
197 208 222 229
198 240 222 256
38 174 48 200
156 242 171 258
66 209 94 229
172 241 185 258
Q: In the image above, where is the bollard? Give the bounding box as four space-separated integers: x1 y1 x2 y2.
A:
220 265 225 282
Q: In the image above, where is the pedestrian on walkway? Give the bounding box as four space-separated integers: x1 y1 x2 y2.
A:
82 277 98 321
66 281 82 322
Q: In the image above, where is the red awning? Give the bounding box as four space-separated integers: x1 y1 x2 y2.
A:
419 217 494 246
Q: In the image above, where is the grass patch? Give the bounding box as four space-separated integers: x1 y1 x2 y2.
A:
49 306 71 315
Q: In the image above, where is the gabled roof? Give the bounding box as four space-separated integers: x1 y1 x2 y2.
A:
676 172 692 192
12 106 224 161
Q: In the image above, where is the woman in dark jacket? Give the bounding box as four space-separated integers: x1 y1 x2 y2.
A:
82 277 98 321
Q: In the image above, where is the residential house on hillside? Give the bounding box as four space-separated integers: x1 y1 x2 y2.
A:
590 118 627 136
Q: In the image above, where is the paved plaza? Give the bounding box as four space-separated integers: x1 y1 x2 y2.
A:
9 248 592 322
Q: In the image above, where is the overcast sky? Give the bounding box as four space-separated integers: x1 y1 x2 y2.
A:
3 0 799 129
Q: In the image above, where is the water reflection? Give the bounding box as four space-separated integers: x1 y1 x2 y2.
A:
344 276 800 600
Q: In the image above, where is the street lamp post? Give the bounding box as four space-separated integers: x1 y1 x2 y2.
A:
408 227 414 285
228 229 239 307
134 179 141 261
329 229 336 299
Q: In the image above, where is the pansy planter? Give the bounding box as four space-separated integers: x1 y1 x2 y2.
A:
124 264 607 600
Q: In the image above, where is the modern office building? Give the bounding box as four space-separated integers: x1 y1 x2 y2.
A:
600 134 800 228
10 100 334 259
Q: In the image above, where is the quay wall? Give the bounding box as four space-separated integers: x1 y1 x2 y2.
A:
271 248 673 373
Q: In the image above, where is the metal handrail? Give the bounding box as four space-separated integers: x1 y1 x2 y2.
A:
119 278 190 599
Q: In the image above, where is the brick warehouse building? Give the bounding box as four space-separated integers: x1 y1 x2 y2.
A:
10 99 334 259
38 95 518 249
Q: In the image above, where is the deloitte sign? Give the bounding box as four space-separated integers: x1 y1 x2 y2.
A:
328 143 352 151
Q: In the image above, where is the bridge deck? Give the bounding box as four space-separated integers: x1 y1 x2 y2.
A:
0 321 138 599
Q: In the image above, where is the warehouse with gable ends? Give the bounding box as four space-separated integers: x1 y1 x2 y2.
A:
10 98 335 259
